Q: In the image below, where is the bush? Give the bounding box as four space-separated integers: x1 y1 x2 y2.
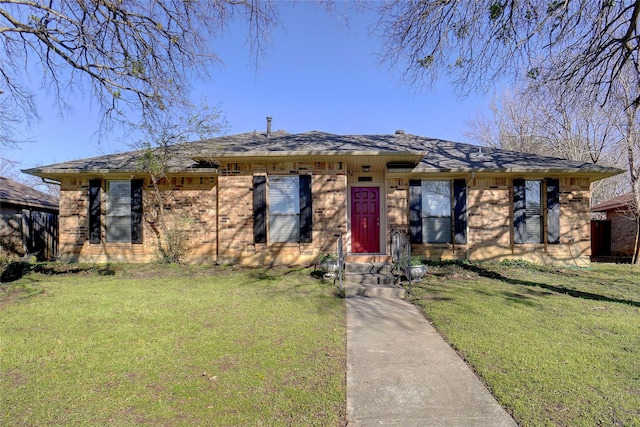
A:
158 215 194 264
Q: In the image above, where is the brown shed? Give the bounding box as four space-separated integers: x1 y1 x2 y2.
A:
591 193 636 259
0 176 59 261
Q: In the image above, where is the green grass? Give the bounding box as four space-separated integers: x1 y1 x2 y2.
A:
410 261 640 426
4 261 640 426
1 264 346 426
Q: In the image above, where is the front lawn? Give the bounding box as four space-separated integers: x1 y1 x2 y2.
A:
410 261 640 426
3 260 639 426
0 264 346 426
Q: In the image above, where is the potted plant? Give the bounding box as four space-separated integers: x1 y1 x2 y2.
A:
403 256 427 281
318 252 339 277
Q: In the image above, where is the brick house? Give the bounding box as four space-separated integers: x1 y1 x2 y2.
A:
23 130 622 266
591 193 637 258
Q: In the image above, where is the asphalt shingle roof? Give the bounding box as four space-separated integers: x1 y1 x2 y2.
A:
22 131 622 178
0 176 59 211
591 192 635 212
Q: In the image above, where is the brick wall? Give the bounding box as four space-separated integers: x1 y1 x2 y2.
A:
467 177 511 261
216 174 255 263
216 163 347 266
156 176 217 263
57 169 594 266
387 175 594 266
608 211 637 256
58 178 91 262
58 176 217 263
547 177 592 265
387 178 408 235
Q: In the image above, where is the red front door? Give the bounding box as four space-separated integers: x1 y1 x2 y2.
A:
351 187 380 253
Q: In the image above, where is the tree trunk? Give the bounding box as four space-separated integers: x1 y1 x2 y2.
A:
149 174 169 256
633 216 640 265
624 102 640 265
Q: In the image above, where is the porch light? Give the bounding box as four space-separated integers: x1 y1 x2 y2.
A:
362 165 370 173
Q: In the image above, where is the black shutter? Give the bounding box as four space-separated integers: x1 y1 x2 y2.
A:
131 179 143 244
89 179 101 244
513 179 526 244
299 175 313 243
409 180 423 243
453 179 467 245
546 178 560 244
253 176 267 244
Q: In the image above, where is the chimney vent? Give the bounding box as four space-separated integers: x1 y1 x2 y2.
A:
266 116 272 138
395 129 405 135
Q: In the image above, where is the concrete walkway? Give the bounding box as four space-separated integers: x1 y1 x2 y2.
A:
346 295 517 426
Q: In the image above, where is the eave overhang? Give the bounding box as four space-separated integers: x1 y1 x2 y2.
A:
0 198 59 212
22 167 219 180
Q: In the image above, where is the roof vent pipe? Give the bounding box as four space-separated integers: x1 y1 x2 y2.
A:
266 116 272 138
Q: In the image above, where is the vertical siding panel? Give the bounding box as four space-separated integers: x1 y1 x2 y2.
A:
409 180 423 243
453 179 467 245
131 179 143 244
513 179 526 244
253 176 267 244
546 178 560 244
299 175 313 243
89 179 101 244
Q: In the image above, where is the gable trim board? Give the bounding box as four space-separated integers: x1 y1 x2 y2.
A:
22 131 623 266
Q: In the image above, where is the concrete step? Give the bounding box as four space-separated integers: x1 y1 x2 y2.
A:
345 262 394 274
345 262 399 288
345 283 406 299
345 254 393 263
345 272 397 285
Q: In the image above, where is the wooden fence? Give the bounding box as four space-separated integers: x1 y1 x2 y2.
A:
0 209 58 261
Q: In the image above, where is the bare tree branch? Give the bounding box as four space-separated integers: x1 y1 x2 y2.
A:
0 0 276 146
465 83 628 201
375 1 640 105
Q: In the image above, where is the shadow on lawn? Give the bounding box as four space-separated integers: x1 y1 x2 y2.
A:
244 265 343 298
458 263 640 308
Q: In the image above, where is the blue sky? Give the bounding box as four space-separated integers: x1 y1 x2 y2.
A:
11 2 492 175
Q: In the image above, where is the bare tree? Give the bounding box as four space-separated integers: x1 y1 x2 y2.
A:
467 90 547 154
379 1 640 263
0 0 276 146
375 1 639 107
0 157 19 180
468 86 622 160
136 103 225 263
467 85 628 204
612 73 640 263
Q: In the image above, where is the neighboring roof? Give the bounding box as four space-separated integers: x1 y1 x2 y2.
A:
591 192 635 212
22 131 624 179
0 176 59 211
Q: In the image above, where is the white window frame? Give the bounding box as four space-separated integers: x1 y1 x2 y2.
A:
106 180 132 243
268 176 300 243
525 180 543 244
421 181 452 244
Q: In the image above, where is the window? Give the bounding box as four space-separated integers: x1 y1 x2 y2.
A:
410 179 467 244
253 175 312 244
102 180 143 244
107 181 132 242
514 179 560 244
525 180 543 243
269 176 301 243
421 181 452 243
